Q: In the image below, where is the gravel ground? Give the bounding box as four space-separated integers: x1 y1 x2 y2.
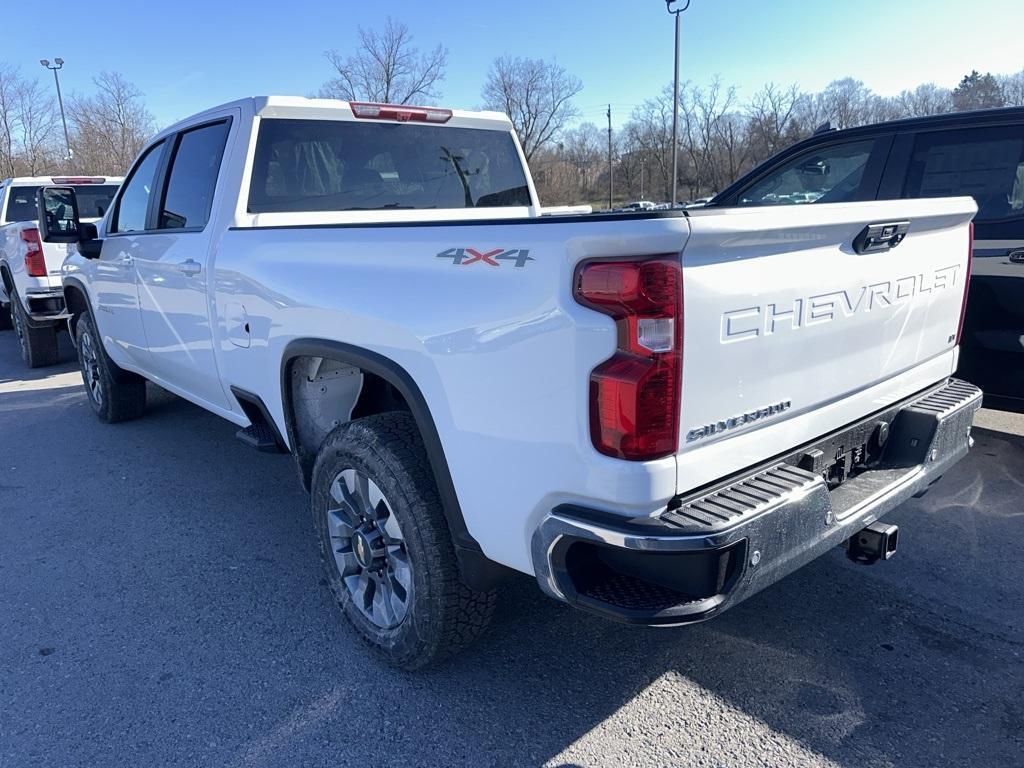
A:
1 331 1022 768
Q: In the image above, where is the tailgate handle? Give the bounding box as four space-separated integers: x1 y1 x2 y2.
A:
1009 250 1024 264
853 221 909 254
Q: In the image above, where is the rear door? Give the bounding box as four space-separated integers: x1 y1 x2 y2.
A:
893 123 1024 408
134 117 233 409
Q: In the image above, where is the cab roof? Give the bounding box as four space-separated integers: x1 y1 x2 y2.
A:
159 95 515 138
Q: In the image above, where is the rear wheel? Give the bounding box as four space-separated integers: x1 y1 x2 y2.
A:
11 293 58 368
312 413 496 669
76 310 146 422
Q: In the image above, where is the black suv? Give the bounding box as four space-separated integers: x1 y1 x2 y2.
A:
711 107 1024 412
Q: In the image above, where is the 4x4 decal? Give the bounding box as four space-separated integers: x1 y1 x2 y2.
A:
437 247 534 268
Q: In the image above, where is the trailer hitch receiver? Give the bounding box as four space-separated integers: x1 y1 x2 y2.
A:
845 522 899 565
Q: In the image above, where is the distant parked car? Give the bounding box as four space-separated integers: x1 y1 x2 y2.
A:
710 107 1024 412
0 176 123 366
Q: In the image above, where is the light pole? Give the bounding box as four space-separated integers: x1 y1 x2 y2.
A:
606 104 613 210
665 1 691 208
40 58 72 162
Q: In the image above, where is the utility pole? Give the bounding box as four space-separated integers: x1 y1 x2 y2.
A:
607 104 613 210
665 1 692 208
40 58 72 162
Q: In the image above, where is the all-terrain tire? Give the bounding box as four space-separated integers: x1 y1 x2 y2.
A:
11 293 58 368
312 412 496 669
76 310 146 423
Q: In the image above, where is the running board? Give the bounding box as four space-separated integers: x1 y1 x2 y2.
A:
235 422 287 453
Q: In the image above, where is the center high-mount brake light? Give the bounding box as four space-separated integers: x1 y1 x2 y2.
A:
956 221 974 346
349 102 452 124
51 177 105 184
574 256 683 461
22 229 46 277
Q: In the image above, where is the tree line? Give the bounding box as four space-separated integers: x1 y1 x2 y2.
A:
0 65 154 178
316 17 1024 206
540 70 1024 206
3 16 1023 208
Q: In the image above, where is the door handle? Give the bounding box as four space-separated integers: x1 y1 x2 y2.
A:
1009 250 1024 264
177 259 202 276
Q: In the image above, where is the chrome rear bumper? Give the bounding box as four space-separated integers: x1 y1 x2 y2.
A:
531 378 982 625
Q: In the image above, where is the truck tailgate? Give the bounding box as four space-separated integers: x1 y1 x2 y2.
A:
677 197 976 487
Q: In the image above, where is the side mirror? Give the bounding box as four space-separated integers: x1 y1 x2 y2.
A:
36 186 82 243
797 160 830 177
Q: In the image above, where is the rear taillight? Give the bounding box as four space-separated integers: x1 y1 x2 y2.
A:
574 257 682 461
956 221 974 346
349 102 452 123
22 229 46 277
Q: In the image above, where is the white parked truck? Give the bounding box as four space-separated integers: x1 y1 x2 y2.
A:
36 97 981 668
0 176 122 366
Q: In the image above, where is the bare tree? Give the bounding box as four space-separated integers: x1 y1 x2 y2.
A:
0 64 21 177
748 82 801 158
895 83 953 118
481 56 582 162
12 77 60 175
68 72 155 173
997 69 1024 107
319 17 447 104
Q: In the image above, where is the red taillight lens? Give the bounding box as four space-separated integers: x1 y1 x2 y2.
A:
956 221 973 346
349 102 452 123
575 257 682 461
22 228 46 277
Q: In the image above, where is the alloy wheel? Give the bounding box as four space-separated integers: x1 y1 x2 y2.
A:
326 468 412 629
79 328 103 407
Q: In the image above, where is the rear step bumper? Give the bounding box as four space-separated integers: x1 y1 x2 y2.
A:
531 377 982 626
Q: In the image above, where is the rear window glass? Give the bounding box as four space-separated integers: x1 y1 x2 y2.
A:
903 126 1024 221
5 184 119 222
248 118 532 213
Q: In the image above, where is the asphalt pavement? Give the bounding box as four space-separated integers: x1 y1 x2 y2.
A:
1 331 1022 768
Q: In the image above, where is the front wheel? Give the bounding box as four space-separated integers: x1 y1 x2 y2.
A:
75 311 147 422
312 413 496 669
11 294 58 368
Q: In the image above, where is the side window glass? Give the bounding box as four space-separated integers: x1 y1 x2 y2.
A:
158 121 231 230
113 141 164 233
737 140 876 206
903 126 1024 221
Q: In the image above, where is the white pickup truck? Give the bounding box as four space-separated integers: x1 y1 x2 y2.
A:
0 176 121 366
36 96 981 668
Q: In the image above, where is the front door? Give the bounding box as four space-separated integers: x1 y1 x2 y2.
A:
90 139 166 370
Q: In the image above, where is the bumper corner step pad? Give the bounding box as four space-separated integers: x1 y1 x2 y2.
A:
905 378 981 418
661 463 821 534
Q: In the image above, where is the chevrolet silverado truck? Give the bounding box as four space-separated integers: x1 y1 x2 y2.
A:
0 176 121 367
36 96 981 669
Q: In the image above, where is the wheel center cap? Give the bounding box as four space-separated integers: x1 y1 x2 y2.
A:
353 532 371 568
353 529 384 570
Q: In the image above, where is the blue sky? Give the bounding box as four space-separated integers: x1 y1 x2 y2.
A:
16 0 1023 129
